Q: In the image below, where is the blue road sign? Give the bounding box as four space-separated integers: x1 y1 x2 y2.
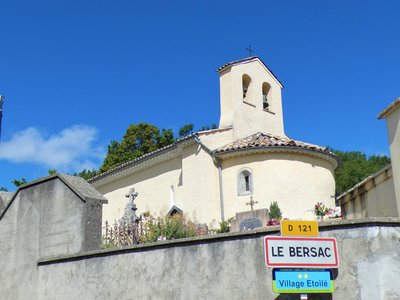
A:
272 269 334 294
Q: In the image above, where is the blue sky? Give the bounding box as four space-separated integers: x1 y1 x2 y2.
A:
1 1 399 191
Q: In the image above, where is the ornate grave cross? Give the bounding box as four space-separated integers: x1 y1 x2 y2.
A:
246 196 258 211
246 45 255 57
118 187 142 245
125 187 138 209
120 188 139 224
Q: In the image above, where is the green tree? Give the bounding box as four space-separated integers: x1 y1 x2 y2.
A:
48 168 57 175
0 187 8 192
73 169 98 180
332 149 390 195
199 123 217 131
99 123 176 174
12 178 27 187
99 140 122 173
179 124 194 137
158 128 175 147
269 201 282 220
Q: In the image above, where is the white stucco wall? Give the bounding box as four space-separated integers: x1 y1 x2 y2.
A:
179 144 221 223
221 151 336 220
97 145 222 226
97 157 184 224
197 128 233 150
340 167 397 219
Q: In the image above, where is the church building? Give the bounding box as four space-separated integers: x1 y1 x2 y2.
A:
89 57 338 226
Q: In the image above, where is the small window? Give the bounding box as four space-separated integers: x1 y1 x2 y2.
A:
242 74 252 99
238 169 253 195
262 82 271 110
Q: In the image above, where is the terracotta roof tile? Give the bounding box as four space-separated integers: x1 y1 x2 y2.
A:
215 132 331 154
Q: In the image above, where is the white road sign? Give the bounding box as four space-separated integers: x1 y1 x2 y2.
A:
264 236 339 268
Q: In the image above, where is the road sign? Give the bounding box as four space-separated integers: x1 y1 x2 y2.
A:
264 236 339 268
281 220 319 236
272 269 334 294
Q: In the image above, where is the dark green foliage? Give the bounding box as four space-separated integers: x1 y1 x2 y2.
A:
99 140 122 173
98 122 220 174
216 217 234 233
199 123 218 131
269 201 282 220
140 214 198 243
0 187 8 191
332 149 391 195
73 169 98 180
99 123 176 173
12 178 27 187
159 128 175 146
179 124 194 137
47 169 57 175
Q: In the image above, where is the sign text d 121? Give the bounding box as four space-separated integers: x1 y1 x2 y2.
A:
280 220 319 236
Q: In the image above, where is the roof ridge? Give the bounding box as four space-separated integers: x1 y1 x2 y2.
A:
215 131 332 155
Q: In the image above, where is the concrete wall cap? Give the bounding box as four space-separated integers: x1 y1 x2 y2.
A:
0 174 107 221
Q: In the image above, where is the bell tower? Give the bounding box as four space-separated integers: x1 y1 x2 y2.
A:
217 57 285 139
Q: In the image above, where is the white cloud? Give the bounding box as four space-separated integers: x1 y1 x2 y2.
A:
0 125 104 171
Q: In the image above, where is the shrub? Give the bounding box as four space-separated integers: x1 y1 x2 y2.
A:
269 201 282 220
216 217 234 233
314 202 330 217
140 214 198 243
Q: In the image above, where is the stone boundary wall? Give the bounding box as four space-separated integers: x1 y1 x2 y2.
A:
31 218 400 300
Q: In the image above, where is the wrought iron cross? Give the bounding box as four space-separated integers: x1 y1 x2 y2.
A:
246 196 258 211
246 46 255 57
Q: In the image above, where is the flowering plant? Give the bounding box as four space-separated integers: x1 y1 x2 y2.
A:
266 218 281 226
325 207 342 219
314 202 329 216
266 218 289 226
314 202 342 219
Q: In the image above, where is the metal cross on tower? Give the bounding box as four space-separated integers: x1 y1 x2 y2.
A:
246 196 258 211
246 45 255 57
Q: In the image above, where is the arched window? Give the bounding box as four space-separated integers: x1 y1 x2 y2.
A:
242 74 252 99
238 169 253 196
262 82 271 110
